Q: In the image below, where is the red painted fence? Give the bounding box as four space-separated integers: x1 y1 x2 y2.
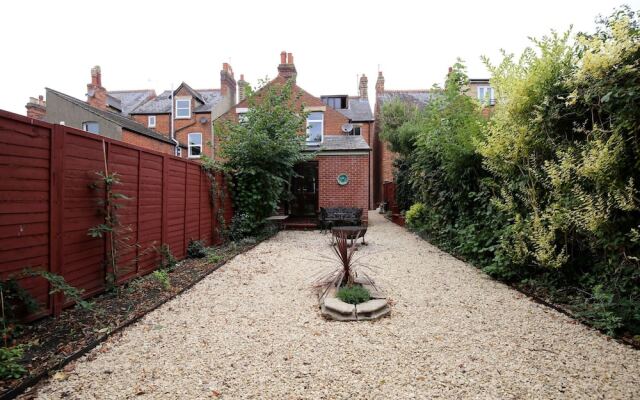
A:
0 110 232 319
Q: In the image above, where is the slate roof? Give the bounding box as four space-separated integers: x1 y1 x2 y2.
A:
131 87 221 114
108 90 156 116
304 135 370 152
334 97 374 121
377 90 439 108
46 88 175 145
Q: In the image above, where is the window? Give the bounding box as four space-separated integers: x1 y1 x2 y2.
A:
175 147 182 157
188 133 202 158
350 125 362 136
236 107 249 124
477 86 495 105
175 97 191 119
321 96 347 109
148 115 156 128
82 121 99 134
306 112 323 144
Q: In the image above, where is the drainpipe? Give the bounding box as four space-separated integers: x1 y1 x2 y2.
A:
170 83 179 155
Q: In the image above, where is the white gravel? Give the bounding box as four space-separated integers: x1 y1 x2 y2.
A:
33 212 640 399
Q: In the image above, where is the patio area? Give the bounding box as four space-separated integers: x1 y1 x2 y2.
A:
33 212 640 399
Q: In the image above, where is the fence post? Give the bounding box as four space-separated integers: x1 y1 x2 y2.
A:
50 125 65 316
161 155 169 254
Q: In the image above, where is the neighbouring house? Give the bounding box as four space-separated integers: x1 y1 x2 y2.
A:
27 64 236 158
372 70 494 207
216 51 374 225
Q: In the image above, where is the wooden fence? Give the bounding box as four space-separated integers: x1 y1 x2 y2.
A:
0 110 232 319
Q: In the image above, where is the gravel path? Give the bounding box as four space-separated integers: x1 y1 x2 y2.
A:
34 212 640 399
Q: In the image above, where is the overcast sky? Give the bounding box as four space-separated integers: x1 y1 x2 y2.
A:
2 0 637 114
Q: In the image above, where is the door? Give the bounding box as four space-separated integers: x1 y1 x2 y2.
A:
290 162 318 216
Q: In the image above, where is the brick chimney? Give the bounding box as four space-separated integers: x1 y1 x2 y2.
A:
25 95 46 120
375 71 385 95
87 65 107 109
220 62 237 104
237 74 249 102
277 51 297 82
359 74 368 99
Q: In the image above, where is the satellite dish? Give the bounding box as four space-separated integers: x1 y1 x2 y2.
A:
341 123 353 133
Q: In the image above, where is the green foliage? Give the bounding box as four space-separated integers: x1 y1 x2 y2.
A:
206 250 223 265
187 240 207 259
405 203 427 229
152 270 171 291
0 345 26 380
88 171 136 287
228 212 256 242
382 7 640 337
157 244 177 272
337 285 371 305
217 79 309 238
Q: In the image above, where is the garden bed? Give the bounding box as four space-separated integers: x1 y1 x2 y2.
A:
0 238 264 399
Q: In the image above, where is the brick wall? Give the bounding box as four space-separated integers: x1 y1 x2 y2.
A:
122 129 174 155
318 154 369 223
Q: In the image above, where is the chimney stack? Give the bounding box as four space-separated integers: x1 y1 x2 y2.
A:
237 74 248 102
25 94 46 120
87 65 107 109
359 74 368 99
220 62 237 104
375 71 385 95
277 50 297 82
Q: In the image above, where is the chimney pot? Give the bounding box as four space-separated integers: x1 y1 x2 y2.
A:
359 74 368 99
280 51 287 64
375 71 385 95
287 53 293 64
91 65 102 87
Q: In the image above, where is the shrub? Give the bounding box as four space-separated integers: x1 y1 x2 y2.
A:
0 346 26 380
158 244 177 272
405 203 427 229
228 213 256 241
187 240 207 259
152 270 170 290
337 285 371 305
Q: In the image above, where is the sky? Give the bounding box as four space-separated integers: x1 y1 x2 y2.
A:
2 0 637 114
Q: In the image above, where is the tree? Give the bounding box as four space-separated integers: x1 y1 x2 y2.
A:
215 79 310 237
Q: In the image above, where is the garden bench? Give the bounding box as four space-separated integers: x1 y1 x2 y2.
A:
320 207 362 232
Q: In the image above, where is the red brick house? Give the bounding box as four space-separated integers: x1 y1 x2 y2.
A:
27 64 236 158
217 52 374 224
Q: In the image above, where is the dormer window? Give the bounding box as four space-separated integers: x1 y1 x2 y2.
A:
321 96 348 110
306 112 324 145
175 97 191 119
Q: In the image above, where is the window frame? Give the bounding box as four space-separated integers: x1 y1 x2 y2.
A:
306 112 324 145
175 147 182 157
477 86 495 105
82 121 100 134
350 124 362 136
175 97 191 119
187 132 203 158
148 115 156 128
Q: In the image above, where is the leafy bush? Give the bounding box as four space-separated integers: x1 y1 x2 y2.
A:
337 285 371 305
152 270 171 291
187 240 207 259
379 7 640 337
206 251 223 265
228 213 256 242
158 244 177 272
0 346 26 380
405 203 427 229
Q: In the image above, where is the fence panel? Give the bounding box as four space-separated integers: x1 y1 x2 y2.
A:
0 110 231 319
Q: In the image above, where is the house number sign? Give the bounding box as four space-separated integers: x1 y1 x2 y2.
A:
337 173 349 186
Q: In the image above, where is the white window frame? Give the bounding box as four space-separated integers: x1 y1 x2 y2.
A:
236 107 249 124
306 112 324 145
82 121 99 134
175 97 191 119
188 132 203 159
477 86 494 105
350 124 362 136
148 115 156 128
175 147 182 157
